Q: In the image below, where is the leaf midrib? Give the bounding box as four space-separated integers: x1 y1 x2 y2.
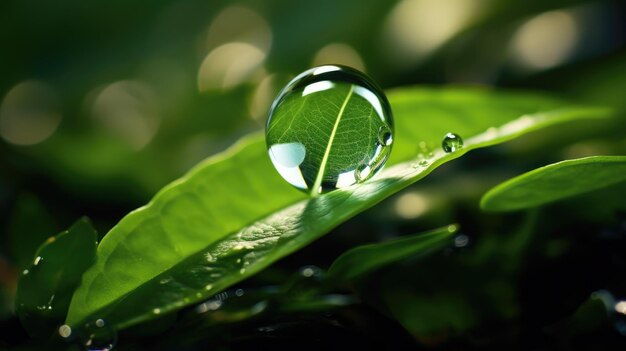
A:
311 85 354 196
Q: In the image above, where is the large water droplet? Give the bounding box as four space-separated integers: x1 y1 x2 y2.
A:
81 319 117 351
442 133 463 153
266 65 394 195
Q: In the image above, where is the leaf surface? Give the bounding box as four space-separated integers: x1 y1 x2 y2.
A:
327 225 458 282
15 218 97 338
66 87 609 329
481 156 626 212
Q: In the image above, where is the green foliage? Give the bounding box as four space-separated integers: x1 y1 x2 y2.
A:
327 225 458 282
481 156 626 212
15 218 97 339
64 86 608 330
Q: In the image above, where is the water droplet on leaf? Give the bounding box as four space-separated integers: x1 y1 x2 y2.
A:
442 132 463 153
33 256 43 266
411 160 429 168
81 319 117 351
300 265 323 278
266 65 393 194
454 234 470 247
58 324 72 339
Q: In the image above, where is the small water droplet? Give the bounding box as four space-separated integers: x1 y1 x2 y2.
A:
208 300 222 310
416 141 433 158
300 265 323 278
58 324 72 338
442 133 463 153
196 299 223 313
81 319 117 351
412 159 429 169
235 288 245 297
377 126 393 146
153 308 161 314
22 269 29 275
33 256 43 266
454 234 469 247
239 268 246 274
266 65 394 194
205 284 213 291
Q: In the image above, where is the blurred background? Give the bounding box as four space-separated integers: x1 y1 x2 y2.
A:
1 0 626 349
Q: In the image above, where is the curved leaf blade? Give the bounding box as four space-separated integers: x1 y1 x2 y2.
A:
66 87 610 329
327 225 458 282
15 218 97 338
481 156 626 212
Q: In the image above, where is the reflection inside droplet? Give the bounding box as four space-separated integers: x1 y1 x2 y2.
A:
442 132 463 153
268 142 308 190
58 324 72 339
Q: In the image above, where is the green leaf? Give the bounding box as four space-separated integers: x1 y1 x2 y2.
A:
481 156 626 212
15 218 97 339
66 87 609 330
327 225 458 282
